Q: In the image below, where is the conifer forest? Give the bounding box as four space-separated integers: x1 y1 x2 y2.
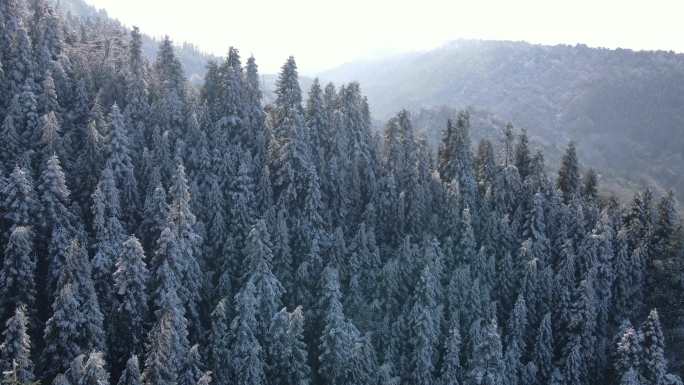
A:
0 1 683 385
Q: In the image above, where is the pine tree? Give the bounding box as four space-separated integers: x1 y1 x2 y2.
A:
208 297 231 385
203 173 226 265
224 150 257 286
406 260 441 385
651 191 683 337
271 57 303 141
167 162 203 341
149 252 189 371
5 24 34 99
557 142 580 203
438 111 478 214
506 294 528 352
178 345 205 385
38 111 62 162
41 282 83 379
496 251 516 316
118 355 143 385
641 310 667 385
440 320 462 385
285 306 310 385
271 207 292 303
0 306 34 384
143 300 184 385
139 182 169 253
79 352 110 385
244 56 266 155
0 111 23 170
2 166 38 232
268 56 311 215
11 80 40 165
73 118 105 212
267 308 290 385
112 236 149 374
230 280 267 385
196 372 212 385
107 104 139 227
620 368 642 385
616 324 641 377
457 208 477 266
534 313 554 384
39 154 74 290
214 46 244 146
346 223 381 328
0 226 36 322
267 306 311 385
306 78 326 171
91 163 126 319
581 169 598 201
294 230 322 311
241 219 283 343
43 239 105 378
349 334 378 385
30 0 63 76
468 317 505 385
319 266 359 385
256 164 273 214
124 26 149 138
654 191 681 259
152 36 186 134
613 230 638 320
52 373 71 385
475 139 497 195
563 337 586 385
514 129 531 180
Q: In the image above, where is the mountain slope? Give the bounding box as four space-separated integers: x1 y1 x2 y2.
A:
322 40 684 201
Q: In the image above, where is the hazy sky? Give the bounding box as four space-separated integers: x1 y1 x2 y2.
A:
83 0 683 75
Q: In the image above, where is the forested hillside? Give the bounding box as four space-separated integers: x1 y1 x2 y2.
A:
322 40 684 202
1 2 683 385
54 0 217 83
408 106 650 201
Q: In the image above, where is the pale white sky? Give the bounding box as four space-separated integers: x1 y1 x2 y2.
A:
83 0 684 75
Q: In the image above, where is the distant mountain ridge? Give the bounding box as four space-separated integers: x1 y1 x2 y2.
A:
321 39 684 202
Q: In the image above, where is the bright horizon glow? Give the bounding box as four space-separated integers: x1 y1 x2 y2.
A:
82 0 684 75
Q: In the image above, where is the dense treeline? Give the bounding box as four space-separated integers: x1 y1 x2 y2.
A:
0 2 683 385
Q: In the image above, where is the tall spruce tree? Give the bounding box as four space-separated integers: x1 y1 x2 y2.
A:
118 355 143 385
2 166 38 233
318 266 360 385
167 162 203 341
241 219 283 343
557 142 580 203
112 236 149 375
0 306 34 384
641 310 667 385
91 163 126 319
0 226 36 322
107 104 139 227
230 280 267 385
43 239 105 379
39 154 74 291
